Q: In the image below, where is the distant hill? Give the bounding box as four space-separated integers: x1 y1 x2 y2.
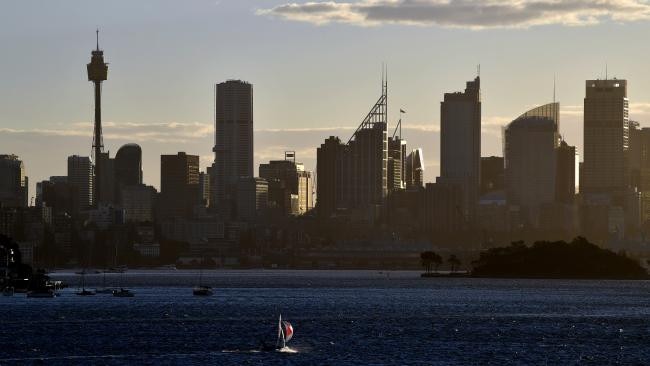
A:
471 237 648 280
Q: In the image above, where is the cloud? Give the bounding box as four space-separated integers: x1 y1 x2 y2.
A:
1 121 213 144
257 0 650 29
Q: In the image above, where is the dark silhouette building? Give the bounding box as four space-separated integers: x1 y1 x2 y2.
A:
480 156 504 195
67 155 93 212
0 155 28 208
115 143 143 202
211 80 254 214
439 76 481 222
159 152 200 220
316 136 346 218
405 148 424 189
556 140 578 204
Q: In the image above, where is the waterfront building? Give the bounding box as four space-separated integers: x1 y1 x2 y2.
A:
259 153 313 215
316 136 347 218
556 140 579 204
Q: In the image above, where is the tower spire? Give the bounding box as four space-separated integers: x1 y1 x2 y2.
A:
553 74 556 104
96 29 99 51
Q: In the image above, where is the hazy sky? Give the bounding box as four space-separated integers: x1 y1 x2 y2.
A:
2 0 650 201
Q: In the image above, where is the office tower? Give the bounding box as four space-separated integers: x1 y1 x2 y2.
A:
115 144 143 202
480 156 504 195
121 184 156 222
67 155 93 212
259 152 314 215
347 106 388 209
440 76 481 221
405 148 424 189
159 152 200 219
504 103 560 226
316 136 347 218
97 152 115 204
556 140 579 204
0 155 28 208
87 31 108 206
236 177 268 222
582 79 629 196
387 136 406 192
212 80 254 212
315 75 388 219
297 170 314 214
198 172 210 207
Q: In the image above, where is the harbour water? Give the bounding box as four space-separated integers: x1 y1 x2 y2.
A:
1 270 650 365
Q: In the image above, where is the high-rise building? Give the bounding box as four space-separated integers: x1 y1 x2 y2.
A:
115 144 143 202
315 76 388 220
582 79 629 196
198 172 210 207
480 156 504 195
504 103 560 226
0 155 28 208
440 76 481 222
259 153 314 215
316 136 347 218
387 136 406 192
556 140 579 204
67 155 93 212
159 152 200 219
405 148 424 189
211 80 254 213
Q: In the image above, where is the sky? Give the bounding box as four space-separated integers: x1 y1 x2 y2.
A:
2 0 650 202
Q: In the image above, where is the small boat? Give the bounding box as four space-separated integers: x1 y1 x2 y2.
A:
192 268 213 296
76 270 95 296
2 286 15 296
112 288 134 297
27 289 55 298
193 285 213 296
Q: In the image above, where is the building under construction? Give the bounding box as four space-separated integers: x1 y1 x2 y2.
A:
317 75 390 220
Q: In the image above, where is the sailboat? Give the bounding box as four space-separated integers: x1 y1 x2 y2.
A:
76 270 95 296
192 268 213 296
112 270 135 297
276 314 294 350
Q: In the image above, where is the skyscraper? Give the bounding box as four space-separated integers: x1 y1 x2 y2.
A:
387 136 406 192
87 30 108 206
440 76 481 222
67 155 93 212
556 140 579 204
159 152 200 220
405 148 424 189
115 144 142 188
316 136 347 218
211 80 254 213
582 79 629 197
0 155 28 208
504 103 560 226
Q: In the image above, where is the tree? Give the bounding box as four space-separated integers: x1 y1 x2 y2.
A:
448 254 461 273
420 251 443 274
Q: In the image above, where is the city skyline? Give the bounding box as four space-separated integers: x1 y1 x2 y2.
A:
3 1 650 199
